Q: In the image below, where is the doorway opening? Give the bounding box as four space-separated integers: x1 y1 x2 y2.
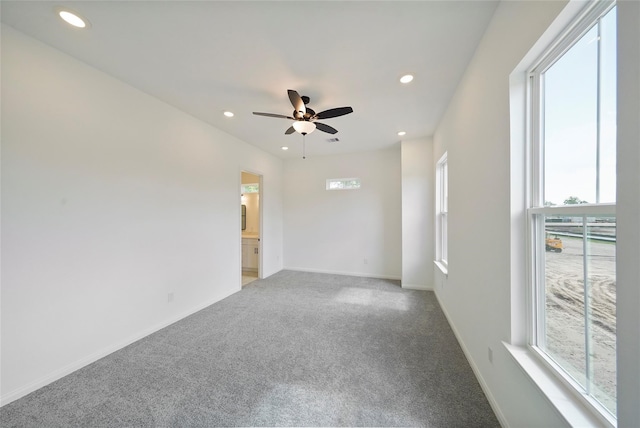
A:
241 171 261 287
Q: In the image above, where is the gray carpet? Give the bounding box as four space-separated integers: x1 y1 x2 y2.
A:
0 270 499 427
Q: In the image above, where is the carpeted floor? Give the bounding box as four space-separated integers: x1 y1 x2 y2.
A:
0 270 499 427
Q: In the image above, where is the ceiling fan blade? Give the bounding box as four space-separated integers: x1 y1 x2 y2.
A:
314 106 353 120
287 89 306 118
253 112 295 119
285 126 296 135
315 122 338 134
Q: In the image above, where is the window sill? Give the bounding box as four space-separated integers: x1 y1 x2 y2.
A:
503 342 615 428
433 260 448 276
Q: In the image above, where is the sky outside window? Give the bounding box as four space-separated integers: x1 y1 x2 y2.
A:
543 9 616 206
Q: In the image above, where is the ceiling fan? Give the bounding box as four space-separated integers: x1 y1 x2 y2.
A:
253 89 353 135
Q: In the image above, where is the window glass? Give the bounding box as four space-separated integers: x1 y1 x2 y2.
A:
538 215 617 413
543 11 616 205
436 153 448 267
241 183 259 193
326 178 361 190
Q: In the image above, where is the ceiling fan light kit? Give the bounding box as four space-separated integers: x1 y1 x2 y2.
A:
292 121 316 135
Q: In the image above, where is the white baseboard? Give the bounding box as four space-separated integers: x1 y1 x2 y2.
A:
433 292 509 428
401 283 434 291
0 287 239 407
284 266 401 281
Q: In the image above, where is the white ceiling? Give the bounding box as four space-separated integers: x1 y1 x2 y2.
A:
1 1 498 159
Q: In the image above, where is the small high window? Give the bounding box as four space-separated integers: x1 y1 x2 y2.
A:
241 183 259 194
326 178 361 190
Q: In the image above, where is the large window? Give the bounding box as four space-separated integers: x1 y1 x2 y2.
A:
435 153 448 272
528 2 617 422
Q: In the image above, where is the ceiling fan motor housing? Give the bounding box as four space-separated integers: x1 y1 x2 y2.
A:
294 96 314 120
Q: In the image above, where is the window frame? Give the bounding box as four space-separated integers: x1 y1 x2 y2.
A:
435 152 448 274
526 1 617 424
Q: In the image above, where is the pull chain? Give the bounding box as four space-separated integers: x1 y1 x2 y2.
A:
302 134 306 159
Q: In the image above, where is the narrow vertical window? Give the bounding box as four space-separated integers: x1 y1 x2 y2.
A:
436 153 448 273
528 2 617 422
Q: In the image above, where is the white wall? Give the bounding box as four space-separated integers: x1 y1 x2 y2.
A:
0 25 284 404
401 138 434 290
615 1 640 425
433 0 640 426
433 1 571 426
283 149 401 279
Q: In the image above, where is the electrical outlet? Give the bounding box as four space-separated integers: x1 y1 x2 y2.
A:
488 347 493 364
363 258 368 265
168 292 174 303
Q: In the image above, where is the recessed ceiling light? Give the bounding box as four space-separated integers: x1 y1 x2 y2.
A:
223 111 234 118
400 74 414 84
397 131 407 136
281 146 289 151
56 8 88 28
